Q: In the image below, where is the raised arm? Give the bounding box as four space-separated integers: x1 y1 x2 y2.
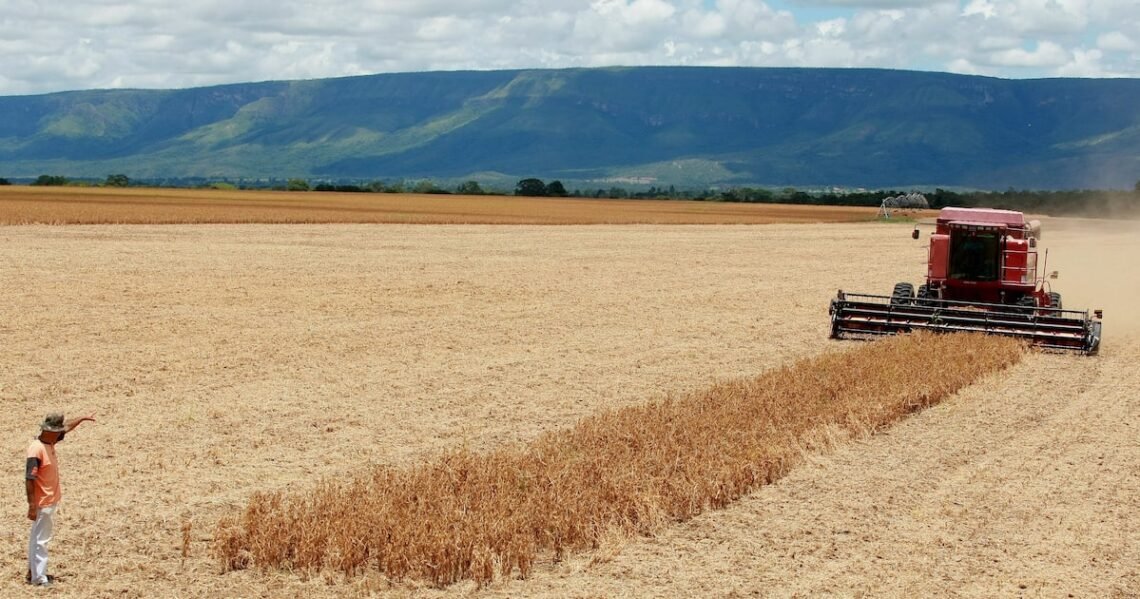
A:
64 414 96 433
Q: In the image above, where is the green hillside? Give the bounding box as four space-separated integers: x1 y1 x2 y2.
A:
1 67 1138 189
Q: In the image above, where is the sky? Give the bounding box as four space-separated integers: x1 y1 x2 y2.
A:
0 0 1137 96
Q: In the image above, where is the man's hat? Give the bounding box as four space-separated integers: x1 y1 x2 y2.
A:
40 413 66 433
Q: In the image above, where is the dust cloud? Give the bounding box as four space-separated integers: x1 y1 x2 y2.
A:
1039 217 1140 337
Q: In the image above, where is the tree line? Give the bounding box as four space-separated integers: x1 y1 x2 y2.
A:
8 173 1140 218
23 174 130 187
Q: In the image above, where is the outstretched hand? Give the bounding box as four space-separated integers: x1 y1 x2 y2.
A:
65 414 96 432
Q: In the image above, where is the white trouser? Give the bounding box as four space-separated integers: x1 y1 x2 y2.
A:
28 504 57 585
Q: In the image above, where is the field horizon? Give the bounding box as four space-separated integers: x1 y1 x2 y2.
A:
0 185 914 225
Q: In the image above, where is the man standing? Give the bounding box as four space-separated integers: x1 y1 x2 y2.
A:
26 412 95 588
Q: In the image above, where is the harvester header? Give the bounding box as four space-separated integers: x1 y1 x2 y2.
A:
829 207 1102 354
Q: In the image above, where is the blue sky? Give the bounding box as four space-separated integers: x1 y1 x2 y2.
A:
0 0 1136 95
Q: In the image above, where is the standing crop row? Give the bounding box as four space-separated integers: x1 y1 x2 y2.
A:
213 332 1024 587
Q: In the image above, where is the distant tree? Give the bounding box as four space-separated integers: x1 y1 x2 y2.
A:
515 178 547 197
32 175 67 186
719 187 775 203
0 178 10 186
775 187 812 204
456 180 485 195
546 180 568 197
1134 180 1140 194
286 178 310 192
750 188 775 203
104 174 130 187
412 180 440 194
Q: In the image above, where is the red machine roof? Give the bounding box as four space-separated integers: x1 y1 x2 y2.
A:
938 207 1026 227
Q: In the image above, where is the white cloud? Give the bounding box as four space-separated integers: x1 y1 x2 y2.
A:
681 11 728 38
988 41 1070 68
0 0 1136 95
1055 47 1107 76
1097 31 1137 52
976 36 1022 51
961 0 996 19
945 57 982 75
988 0 1090 35
793 0 945 6
817 18 848 37
848 9 905 42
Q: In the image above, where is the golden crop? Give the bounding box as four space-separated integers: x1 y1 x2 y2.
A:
212 332 1023 587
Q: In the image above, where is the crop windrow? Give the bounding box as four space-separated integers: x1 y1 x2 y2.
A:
213 332 1024 587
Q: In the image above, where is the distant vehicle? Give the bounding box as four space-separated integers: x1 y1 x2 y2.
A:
829 207 1102 354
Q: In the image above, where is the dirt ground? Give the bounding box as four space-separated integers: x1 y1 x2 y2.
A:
1 219 1137 597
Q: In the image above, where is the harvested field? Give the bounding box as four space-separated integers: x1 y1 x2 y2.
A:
1 218 1137 598
0 185 916 225
215 333 1023 587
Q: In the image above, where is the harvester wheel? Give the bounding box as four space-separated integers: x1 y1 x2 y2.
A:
890 282 914 305
1016 295 1037 316
916 284 932 306
1048 291 1062 309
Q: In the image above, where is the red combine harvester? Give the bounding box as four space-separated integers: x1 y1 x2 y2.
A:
829 207 1103 354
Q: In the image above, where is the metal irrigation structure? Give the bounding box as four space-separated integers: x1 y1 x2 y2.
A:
878 192 930 218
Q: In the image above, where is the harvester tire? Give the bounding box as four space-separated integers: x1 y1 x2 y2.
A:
1048 292 1062 309
916 284 932 306
890 282 914 305
1016 295 1037 316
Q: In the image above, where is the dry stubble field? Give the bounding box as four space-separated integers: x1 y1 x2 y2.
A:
1 194 1138 597
0 186 896 225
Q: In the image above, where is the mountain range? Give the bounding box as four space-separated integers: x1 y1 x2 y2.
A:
1 67 1138 190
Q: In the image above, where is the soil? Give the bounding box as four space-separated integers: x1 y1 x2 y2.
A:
1 218 1136 597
